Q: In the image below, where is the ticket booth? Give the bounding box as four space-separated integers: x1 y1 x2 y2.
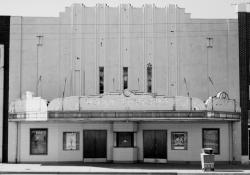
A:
112 122 138 163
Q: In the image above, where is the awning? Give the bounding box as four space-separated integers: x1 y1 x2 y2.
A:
45 110 240 122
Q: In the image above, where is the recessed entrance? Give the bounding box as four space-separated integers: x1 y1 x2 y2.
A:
143 130 167 163
83 130 107 162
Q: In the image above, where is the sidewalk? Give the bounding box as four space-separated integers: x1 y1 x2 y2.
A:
0 163 250 175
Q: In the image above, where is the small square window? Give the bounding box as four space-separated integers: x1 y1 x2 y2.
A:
116 132 134 147
171 132 188 150
63 132 80 150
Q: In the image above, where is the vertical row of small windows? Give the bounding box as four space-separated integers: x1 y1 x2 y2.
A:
147 63 152 93
99 67 104 94
123 67 128 90
98 65 152 92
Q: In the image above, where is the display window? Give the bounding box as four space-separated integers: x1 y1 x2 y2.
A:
202 128 220 154
63 132 80 150
116 132 134 147
171 132 188 150
30 129 48 155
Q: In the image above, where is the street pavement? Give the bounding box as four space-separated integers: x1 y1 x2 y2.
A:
0 163 250 175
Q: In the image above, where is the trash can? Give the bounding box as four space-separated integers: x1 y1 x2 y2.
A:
200 148 215 171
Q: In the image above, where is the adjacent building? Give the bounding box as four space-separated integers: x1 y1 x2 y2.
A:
236 3 250 165
0 3 248 163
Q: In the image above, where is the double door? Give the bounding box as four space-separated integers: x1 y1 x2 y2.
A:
143 130 167 163
83 130 107 161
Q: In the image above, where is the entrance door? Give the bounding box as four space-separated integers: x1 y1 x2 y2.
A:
83 130 107 162
143 130 167 163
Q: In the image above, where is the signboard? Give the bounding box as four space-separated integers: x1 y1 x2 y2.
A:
202 129 219 154
171 132 188 150
30 129 48 155
63 132 79 150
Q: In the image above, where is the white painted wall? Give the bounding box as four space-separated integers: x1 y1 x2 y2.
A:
113 147 137 162
9 4 239 103
137 122 240 162
233 121 242 161
8 122 113 163
8 120 240 163
8 122 17 162
9 16 60 102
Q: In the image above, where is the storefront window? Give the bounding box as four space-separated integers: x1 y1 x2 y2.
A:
202 128 220 154
171 132 188 150
63 132 80 150
116 132 134 147
30 129 48 155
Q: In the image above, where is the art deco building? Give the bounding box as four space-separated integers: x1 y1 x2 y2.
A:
0 3 247 163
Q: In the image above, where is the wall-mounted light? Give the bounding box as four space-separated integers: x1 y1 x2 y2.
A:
36 35 44 96
36 35 44 46
206 37 213 48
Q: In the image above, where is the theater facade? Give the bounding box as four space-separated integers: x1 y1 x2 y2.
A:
0 3 247 163
8 90 241 163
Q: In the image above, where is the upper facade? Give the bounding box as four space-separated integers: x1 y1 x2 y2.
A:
9 4 239 103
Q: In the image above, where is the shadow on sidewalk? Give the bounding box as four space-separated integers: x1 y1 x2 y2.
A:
40 162 249 171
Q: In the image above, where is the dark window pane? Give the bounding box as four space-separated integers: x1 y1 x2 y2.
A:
147 63 152 93
123 67 128 90
30 129 48 155
99 67 104 94
202 129 220 154
117 132 133 147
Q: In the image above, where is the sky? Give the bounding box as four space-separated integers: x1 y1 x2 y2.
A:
0 0 247 18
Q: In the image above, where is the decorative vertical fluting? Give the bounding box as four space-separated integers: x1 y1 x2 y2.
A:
152 4 155 93
143 5 146 92
119 5 122 91
81 4 85 96
166 6 169 96
95 5 98 94
176 7 180 95
19 17 23 98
